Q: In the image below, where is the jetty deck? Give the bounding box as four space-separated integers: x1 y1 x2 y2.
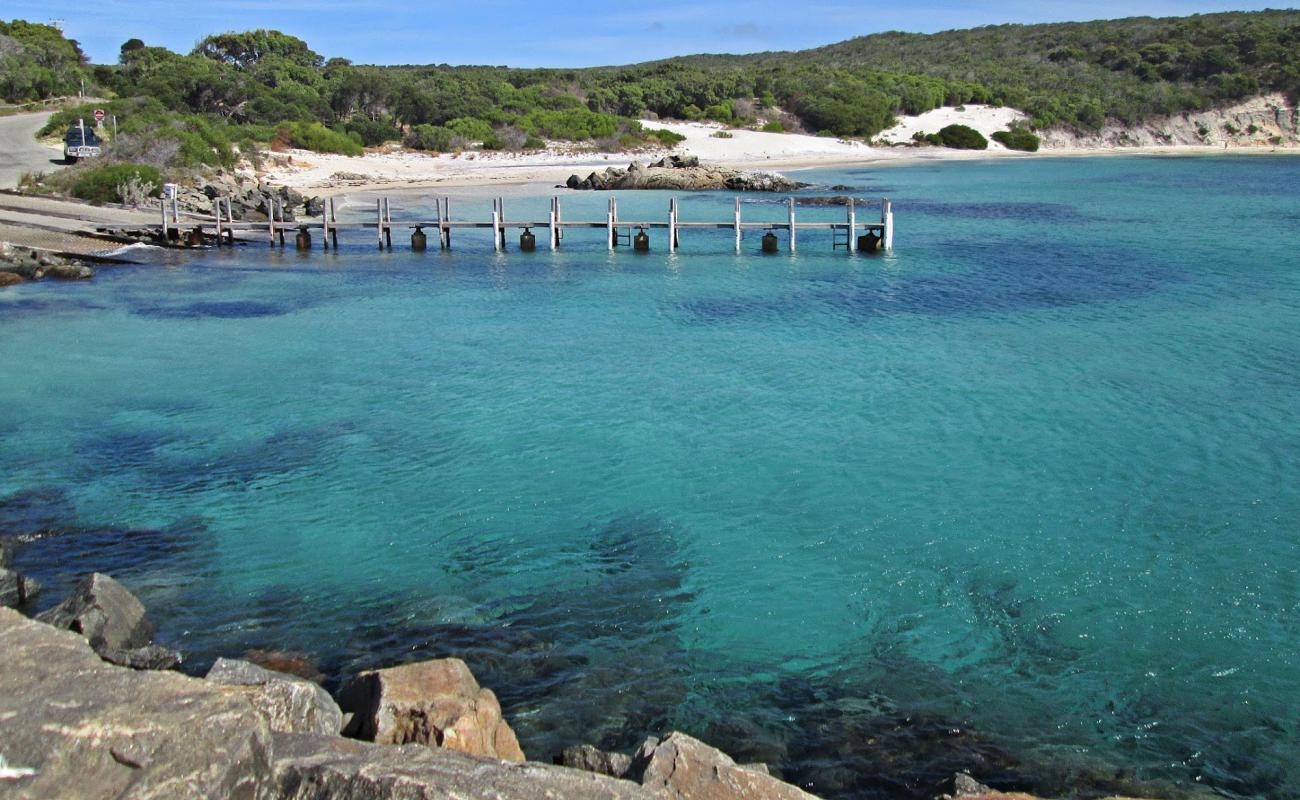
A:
163 195 895 254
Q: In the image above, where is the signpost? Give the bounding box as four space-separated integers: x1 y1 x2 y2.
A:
93 108 105 127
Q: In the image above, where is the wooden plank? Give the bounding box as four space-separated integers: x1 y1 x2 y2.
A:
787 197 796 253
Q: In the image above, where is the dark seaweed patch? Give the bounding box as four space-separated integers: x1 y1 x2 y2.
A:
0 486 77 536
131 300 291 319
678 236 1177 324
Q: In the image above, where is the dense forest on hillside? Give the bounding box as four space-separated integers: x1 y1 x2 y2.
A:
2 11 1298 174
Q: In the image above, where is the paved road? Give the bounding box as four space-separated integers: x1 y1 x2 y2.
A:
0 112 66 189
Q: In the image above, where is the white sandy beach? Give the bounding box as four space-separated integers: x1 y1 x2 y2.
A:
259 101 1298 197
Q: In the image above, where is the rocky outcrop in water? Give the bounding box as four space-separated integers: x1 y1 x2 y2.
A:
35 572 181 670
0 243 94 283
339 658 526 762
207 658 345 736
566 156 806 192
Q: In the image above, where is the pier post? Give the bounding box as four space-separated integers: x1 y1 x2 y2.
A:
788 197 796 253
443 198 451 249
492 208 502 252
848 198 857 254
668 198 677 253
497 197 506 249
213 198 222 245
554 196 562 244
160 197 168 240
436 198 445 250
171 191 180 235
376 199 383 250
225 198 235 246
734 197 741 253
268 196 276 247
881 197 893 251
277 200 286 247
329 198 338 249
385 198 393 249
549 197 558 250
321 200 330 250
606 197 614 251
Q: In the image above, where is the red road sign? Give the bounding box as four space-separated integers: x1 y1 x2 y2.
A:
93 108 106 123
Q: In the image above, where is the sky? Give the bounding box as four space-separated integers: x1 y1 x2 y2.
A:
9 0 1290 67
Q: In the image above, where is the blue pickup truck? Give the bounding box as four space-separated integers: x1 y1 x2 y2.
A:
63 124 102 162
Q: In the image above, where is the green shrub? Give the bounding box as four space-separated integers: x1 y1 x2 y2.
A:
761 120 785 133
710 130 733 138
937 123 988 149
275 121 363 155
990 127 1040 151
404 124 454 151
646 128 685 146
68 163 162 204
343 115 401 146
445 117 494 143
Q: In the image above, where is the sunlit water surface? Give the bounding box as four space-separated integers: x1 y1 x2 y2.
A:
2 156 1299 799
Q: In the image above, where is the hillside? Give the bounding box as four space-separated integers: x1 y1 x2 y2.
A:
1 10 1298 182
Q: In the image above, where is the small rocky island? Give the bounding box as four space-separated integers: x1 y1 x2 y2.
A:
566 155 807 192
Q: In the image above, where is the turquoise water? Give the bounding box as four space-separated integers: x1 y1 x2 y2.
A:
3 156 1299 799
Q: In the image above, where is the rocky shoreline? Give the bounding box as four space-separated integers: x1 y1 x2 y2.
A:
0 506 1202 800
566 155 807 192
0 242 95 285
0 576 1160 800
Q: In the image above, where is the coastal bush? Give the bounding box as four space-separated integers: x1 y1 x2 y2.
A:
404 124 455 151
67 163 162 204
761 120 785 132
646 128 686 146
274 121 363 155
937 123 988 149
991 127 1040 151
343 115 401 146
710 130 734 138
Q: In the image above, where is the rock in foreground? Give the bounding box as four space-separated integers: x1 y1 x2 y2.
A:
633 732 820 800
339 658 526 762
272 733 656 800
567 157 806 193
207 658 345 736
0 607 272 799
35 572 180 670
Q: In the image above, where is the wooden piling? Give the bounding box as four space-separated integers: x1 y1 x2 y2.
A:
606 197 615 251
788 197 796 253
668 198 677 253
881 197 894 251
848 198 857 254
213 198 222 244
734 197 742 253
549 197 558 250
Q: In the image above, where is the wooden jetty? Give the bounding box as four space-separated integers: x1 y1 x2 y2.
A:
168 195 895 254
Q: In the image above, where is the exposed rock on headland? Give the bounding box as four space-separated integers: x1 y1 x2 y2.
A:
566 155 806 192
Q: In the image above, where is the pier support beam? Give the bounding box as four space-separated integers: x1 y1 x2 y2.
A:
668 198 678 253
606 197 615 251
881 197 894 251
734 197 741 253
492 209 502 252
788 197 796 253
848 198 857 254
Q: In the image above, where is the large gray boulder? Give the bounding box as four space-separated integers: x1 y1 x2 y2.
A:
35 572 154 650
338 658 525 761
272 732 657 800
35 572 180 670
632 732 822 800
0 607 274 799
207 658 344 736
